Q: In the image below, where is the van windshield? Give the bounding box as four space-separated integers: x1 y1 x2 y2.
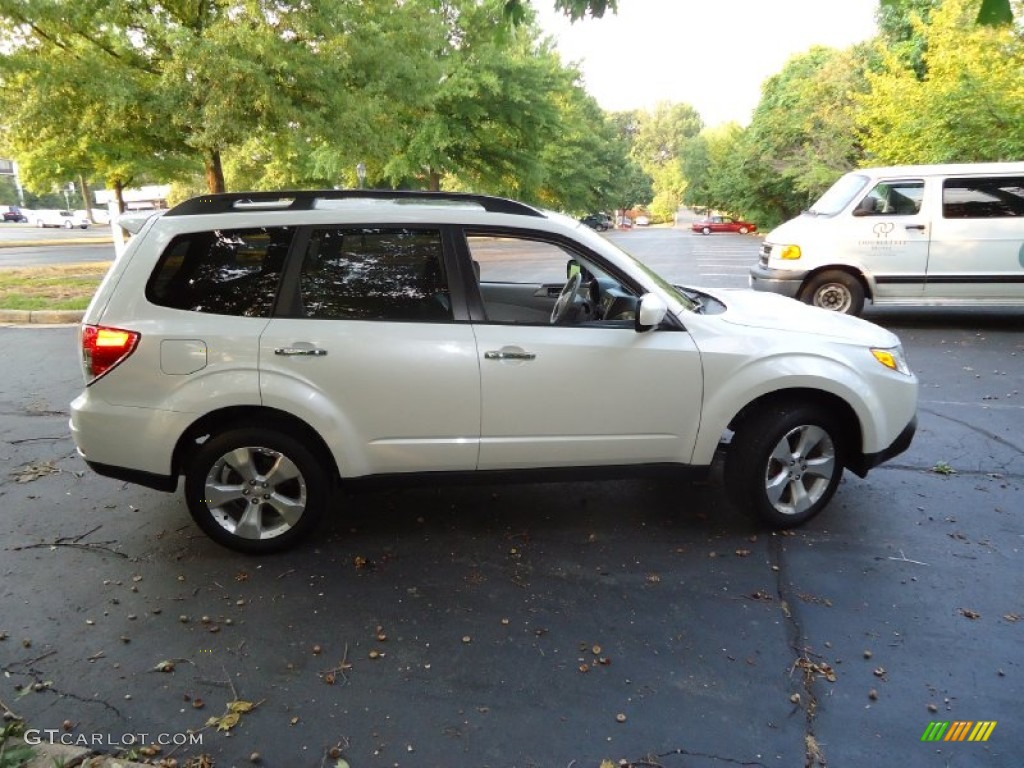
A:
808 173 870 216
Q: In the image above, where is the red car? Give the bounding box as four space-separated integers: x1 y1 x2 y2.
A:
692 215 757 235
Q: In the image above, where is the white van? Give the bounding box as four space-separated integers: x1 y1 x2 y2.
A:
749 162 1024 315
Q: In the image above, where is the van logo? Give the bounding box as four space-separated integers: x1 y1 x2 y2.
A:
873 222 896 238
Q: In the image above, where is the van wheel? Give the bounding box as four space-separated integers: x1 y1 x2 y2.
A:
802 270 864 315
184 428 328 553
726 404 845 528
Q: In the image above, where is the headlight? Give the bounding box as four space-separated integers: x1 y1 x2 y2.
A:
871 345 911 375
779 245 801 260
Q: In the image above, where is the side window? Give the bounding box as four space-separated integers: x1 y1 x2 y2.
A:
147 227 292 316
466 232 638 326
854 180 924 216
943 176 1024 219
299 228 451 321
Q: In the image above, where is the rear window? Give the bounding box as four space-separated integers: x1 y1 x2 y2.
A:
146 227 293 316
943 177 1024 218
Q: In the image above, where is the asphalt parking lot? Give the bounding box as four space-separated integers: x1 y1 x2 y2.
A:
1 230 1022 767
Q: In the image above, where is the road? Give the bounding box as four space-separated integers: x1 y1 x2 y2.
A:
0 223 115 266
1 225 1022 767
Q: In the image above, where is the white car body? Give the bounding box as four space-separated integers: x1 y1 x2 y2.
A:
70 191 918 552
33 209 90 229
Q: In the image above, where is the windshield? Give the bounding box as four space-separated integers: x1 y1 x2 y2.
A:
568 222 700 312
809 173 870 216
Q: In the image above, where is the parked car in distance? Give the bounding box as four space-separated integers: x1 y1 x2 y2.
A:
693 215 757 235
3 205 28 223
33 209 90 229
70 189 918 554
635 215 650 226
580 213 613 231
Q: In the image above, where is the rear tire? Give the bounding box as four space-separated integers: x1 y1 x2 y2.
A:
184 428 329 553
801 270 865 316
725 403 846 528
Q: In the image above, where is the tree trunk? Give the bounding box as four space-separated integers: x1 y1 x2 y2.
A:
78 175 94 223
114 179 125 214
205 150 226 193
428 170 441 192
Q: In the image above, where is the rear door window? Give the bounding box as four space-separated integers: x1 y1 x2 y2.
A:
297 227 452 322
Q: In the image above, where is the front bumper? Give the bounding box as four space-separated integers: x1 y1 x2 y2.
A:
748 262 808 300
848 414 917 477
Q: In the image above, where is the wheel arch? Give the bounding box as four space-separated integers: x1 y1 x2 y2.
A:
799 265 875 302
727 388 862 463
172 406 339 483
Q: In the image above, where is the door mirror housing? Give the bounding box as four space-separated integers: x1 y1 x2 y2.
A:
634 293 668 332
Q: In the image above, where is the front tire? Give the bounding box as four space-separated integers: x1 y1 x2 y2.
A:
725 404 846 528
801 270 865 315
702 226 711 235
738 226 749 234
184 428 329 553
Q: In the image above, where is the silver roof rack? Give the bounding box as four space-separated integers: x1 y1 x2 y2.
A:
165 190 545 218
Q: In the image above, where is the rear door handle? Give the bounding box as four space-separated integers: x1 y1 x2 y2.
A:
484 349 536 361
905 224 926 231
275 347 327 356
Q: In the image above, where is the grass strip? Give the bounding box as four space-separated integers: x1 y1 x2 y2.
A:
0 262 110 310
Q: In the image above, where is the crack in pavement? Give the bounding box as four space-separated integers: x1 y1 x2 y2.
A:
919 406 1024 456
646 746 772 766
770 535 827 768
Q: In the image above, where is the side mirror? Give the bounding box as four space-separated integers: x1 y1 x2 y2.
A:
634 293 668 333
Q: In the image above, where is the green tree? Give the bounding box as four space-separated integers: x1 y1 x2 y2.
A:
382 3 565 196
720 45 871 228
680 122 744 214
859 0 1024 164
0 0 366 195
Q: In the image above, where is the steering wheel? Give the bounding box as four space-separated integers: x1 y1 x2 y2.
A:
550 271 583 324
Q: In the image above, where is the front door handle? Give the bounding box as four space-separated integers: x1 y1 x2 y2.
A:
905 224 926 231
275 347 327 356
484 349 536 361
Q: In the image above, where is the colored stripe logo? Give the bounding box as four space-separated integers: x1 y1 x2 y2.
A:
921 721 997 742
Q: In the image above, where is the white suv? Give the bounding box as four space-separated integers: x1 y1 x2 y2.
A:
70 191 918 553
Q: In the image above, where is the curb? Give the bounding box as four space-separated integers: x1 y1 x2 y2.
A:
17 740 153 768
0 309 85 324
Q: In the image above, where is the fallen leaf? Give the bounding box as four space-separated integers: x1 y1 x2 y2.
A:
960 608 981 620
11 460 60 483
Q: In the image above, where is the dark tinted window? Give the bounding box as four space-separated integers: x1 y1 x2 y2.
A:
299 228 451 321
943 177 1024 218
147 227 292 316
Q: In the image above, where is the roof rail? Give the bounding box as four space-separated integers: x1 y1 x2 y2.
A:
164 189 545 218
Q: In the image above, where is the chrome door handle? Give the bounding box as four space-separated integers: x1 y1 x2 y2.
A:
485 350 536 361
274 347 327 356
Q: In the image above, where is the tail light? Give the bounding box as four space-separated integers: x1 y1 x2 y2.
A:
81 325 140 383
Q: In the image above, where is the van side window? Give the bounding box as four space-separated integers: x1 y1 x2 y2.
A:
942 177 1024 219
854 181 924 216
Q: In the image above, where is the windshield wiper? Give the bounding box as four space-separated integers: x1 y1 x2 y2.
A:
674 285 704 313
